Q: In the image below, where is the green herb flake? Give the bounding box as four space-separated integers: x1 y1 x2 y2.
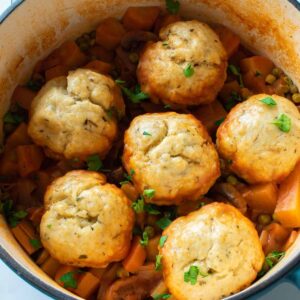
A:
156 217 172 230
115 79 126 85
3 112 24 125
140 230 149 247
166 0 180 14
159 235 168 248
215 117 225 126
86 154 103 171
143 189 155 199
183 64 194 78
184 265 205 285
47 224 52 229
228 64 244 87
255 70 262 77
153 293 172 300
260 97 277 106
2 201 28 228
258 251 285 277
155 254 163 271
106 108 114 119
120 169 135 186
29 239 42 249
272 114 291 132
164 104 172 109
79 254 88 259
132 198 144 213
143 131 152 136
144 203 161 215
121 84 149 104
162 41 169 47
59 272 78 289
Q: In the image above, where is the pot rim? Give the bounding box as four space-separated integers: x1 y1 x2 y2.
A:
0 0 300 299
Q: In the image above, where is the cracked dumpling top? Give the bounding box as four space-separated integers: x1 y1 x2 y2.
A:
40 171 134 268
217 94 300 183
160 203 264 300
28 69 125 160
137 20 227 106
123 112 220 205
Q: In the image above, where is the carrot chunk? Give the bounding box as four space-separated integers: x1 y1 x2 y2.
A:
0 149 18 176
75 272 100 298
122 7 161 31
283 230 299 251
219 80 240 100
122 236 146 273
96 18 126 50
193 100 227 134
241 183 278 214
41 256 61 277
89 46 115 63
274 163 300 227
214 25 240 58
240 56 274 78
59 41 87 69
11 86 37 110
55 265 79 290
45 65 68 81
16 144 44 177
84 60 112 74
5 123 31 151
36 249 50 265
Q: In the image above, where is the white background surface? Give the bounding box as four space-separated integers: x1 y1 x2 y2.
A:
0 0 299 299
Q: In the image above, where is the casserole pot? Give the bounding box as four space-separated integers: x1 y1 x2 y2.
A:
0 0 300 299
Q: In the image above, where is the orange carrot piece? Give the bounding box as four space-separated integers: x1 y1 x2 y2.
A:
45 65 68 81
75 272 100 298
18 219 35 238
96 18 126 50
28 207 44 225
146 236 160 262
16 144 44 177
193 100 227 134
121 182 139 201
84 60 112 74
219 80 240 100
5 123 31 151
241 183 278 214
11 225 36 255
42 50 62 71
274 163 300 228
35 170 51 198
58 41 87 69
11 86 37 110
41 256 61 277
0 149 18 176
36 249 50 265
122 236 146 273
89 267 106 280
89 46 115 63
283 230 299 251
243 71 272 94
240 56 274 77
214 25 240 58
154 14 181 33
122 7 161 31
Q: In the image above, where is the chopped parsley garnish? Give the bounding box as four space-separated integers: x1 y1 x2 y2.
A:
132 198 145 213
143 131 152 136
255 70 262 77
162 41 169 47
3 111 24 125
143 189 155 199
260 97 277 106
215 117 225 126
272 114 291 132
47 224 52 229
228 64 244 87
0 199 28 228
183 63 194 78
156 217 172 230
164 104 172 109
119 83 149 104
79 254 88 259
59 272 78 289
155 254 163 271
224 91 242 111
120 169 135 185
115 79 126 85
166 0 180 14
140 230 149 247
144 203 161 215
184 265 208 285
258 251 285 277
159 235 168 248
86 154 103 171
153 293 172 300
29 239 42 249
106 108 114 119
